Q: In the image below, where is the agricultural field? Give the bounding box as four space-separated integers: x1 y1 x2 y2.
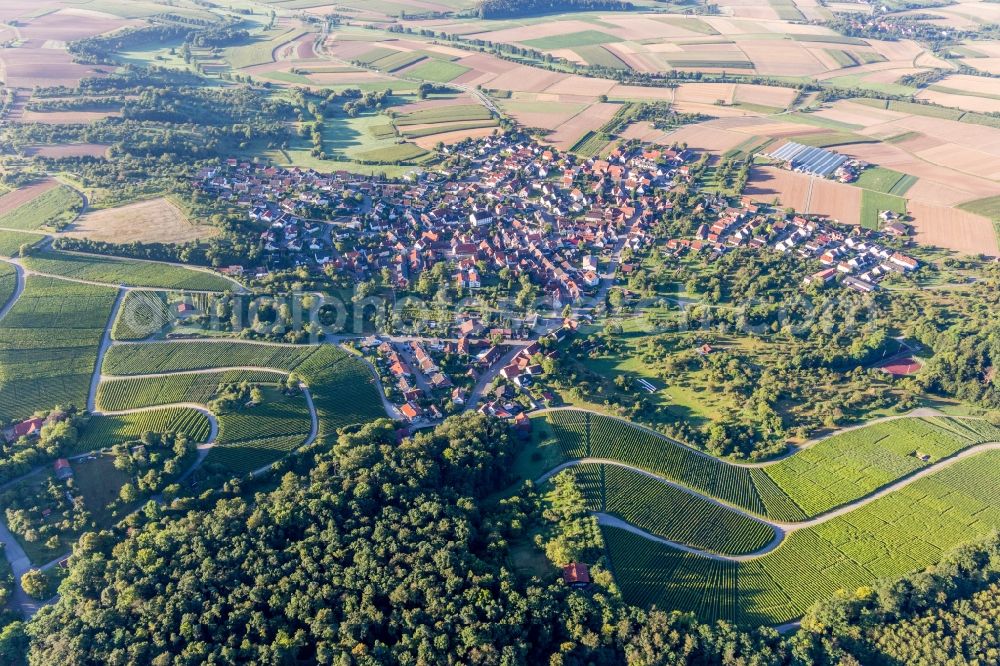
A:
565 463 776 556
0 276 117 422
110 291 172 341
860 189 907 229
0 230 45 257
604 449 1000 625
206 386 313 474
0 184 82 231
533 410 1000 522
21 251 237 291
103 341 383 436
853 167 918 195
61 198 218 244
76 408 213 453
97 370 287 412
0 264 16 310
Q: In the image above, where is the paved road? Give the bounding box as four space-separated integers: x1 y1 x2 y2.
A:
0 261 24 321
466 345 529 410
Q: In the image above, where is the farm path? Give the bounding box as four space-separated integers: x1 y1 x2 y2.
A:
0 260 24 321
532 405 954 468
546 440 1000 561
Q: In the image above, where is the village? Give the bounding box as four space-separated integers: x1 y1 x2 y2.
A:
195 131 923 425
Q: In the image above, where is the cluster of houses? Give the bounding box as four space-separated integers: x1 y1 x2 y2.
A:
198 133 696 307
666 197 919 292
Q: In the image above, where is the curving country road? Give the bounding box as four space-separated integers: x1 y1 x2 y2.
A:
0 261 24 321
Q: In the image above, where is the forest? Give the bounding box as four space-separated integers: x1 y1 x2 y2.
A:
477 0 635 19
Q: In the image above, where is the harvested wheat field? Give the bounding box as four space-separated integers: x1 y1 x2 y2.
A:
61 198 218 244
414 126 497 149
907 201 999 256
916 89 1000 114
546 102 620 149
744 166 811 211
0 48 104 87
24 144 109 158
655 123 748 153
0 180 60 216
620 122 674 144
733 84 798 108
21 109 121 124
808 178 862 225
838 142 999 205
18 8 136 43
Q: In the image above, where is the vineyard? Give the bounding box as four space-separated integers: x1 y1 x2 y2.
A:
97 370 287 411
104 341 384 438
0 276 117 421
205 387 313 474
603 450 1000 625
566 463 776 556
103 341 319 375
0 263 15 309
22 251 235 291
111 291 172 341
0 230 44 257
536 410 1000 522
763 417 1000 517
76 408 212 453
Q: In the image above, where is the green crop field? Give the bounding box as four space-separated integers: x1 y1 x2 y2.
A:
394 104 493 126
769 0 805 20
370 50 427 72
352 143 430 164
604 449 1000 625
77 408 212 452
860 190 907 229
854 167 917 196
795 131 876 148
569 131 612 157
225 28 308 69
566 463 776 556
97 370 287 411
0 276 117 421
534 410 1000 522
762 417 996 517
0 230 44 257
522 30 623 50
103 341 318 376
353 46 400 65
958 195 1000 220
573 45 630 69
401 60 470 82
22 251 236 291
0 185 81 231
665 59 755 69
825 49 858 68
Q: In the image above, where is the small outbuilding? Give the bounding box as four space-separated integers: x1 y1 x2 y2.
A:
563 562 591 588
53 458 73 481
